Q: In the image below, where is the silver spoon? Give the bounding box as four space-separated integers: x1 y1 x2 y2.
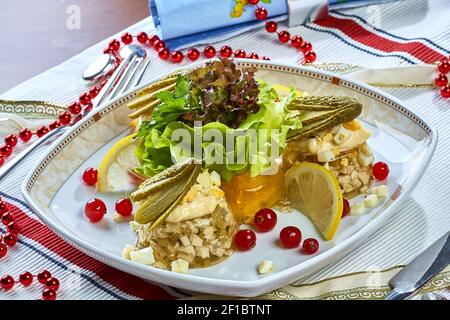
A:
82 54 116 81
421 292 447 300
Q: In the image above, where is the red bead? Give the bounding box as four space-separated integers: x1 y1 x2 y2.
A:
36 126 49 138
100 79 108 88
42 288 57 300
68 102 82 115
0 275 14 290
19 272 33 287
441 85 450 98
170 51 184 63
108 39 121 52
45 277 60 291
49 120 61 131
220 45 233 58
148 35 160 47
5 134 18 147
7 221 21 234
1 212 14 225
234 229 257 250
203 46 216 58
278 31 290 43
89 86 101 98
84 198 107 223
58 111 71 125
121 32 133 45
84 104 93 116
72 114 83 125
372 161 390 180
79 93 91 106
262 56 270 61
247 52 259 59
248 0 259 4
37 270 52 284
115 198 133 217
0 144 12 157
0 243 7 258
158 47 170 60
187 48 200 61
255 7 268 20
3 232 17 247
265 21 278 33
254 208 277 232
136 31 148 44
435 74 448 87
304 51 317 63
19 128 32 142
291 35 303 48
234 49 246 58
103 47 114 55
0 201 8 216
279 226 301 248
0 155 4 166
300 41 312 53
82 167 98 185
438 60 450 74
342 198 350 218
302 238 319 254
153 40 166 51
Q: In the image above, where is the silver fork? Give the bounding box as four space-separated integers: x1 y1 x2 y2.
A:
0 45 150 181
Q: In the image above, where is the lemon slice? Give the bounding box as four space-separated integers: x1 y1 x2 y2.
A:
97 134 139 193
272 84 303 97
285 162 343 240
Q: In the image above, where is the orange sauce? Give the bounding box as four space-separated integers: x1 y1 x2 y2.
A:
221 169 285 224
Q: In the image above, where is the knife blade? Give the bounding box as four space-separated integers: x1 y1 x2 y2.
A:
385 231 450 300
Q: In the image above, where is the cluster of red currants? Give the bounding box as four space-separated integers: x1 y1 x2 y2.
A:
1 269 59 300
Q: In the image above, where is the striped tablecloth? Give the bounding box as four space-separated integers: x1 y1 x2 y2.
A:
0 0 449 300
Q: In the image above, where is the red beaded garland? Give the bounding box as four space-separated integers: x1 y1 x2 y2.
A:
7 221 21 234
0 243 7 258
37 270 51 284
0 275 14 290
89 86 101 98
48 120 61 131
220 45 233 58
1 211 14 225
0 156 4 167
435 73 448 87
108 39 120 52
42 288 57 300
265 21 277 33
84 104 93 115
3 233 17 247
171 51 184 63
304 51 317 63
187 48 200 61
153 40 166 51
19 128 32 142
247 52 259 59
441 85 450 98
291 35 303 48
438 59 450 74
19 272 33 287
300 41 312 53
58 112 71 125
79 93 91 106
148 35 160 47
0 145 12 157
45 277 60 291
36 126 49 138
255 7 268 20
158 47 170 60
248 0 259 4
203 46 216 58
68 102 82 115
5 135 18 147
136 31 148 44
234 49 247 58
121 32 133 45
278 31 290 43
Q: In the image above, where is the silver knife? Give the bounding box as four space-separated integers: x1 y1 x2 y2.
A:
385 231 450 300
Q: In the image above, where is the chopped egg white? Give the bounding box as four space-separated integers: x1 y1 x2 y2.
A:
350 202 365 215
307 138 318 154
333 127 352 145
372 185 388 198
130 247 155 266
122 244 135 260
358 151 373 167
317 150 335 163
171 259 189 273
364 194 378 208
258 260 273 274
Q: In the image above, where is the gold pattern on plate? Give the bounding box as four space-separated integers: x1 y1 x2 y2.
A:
0 99 67 120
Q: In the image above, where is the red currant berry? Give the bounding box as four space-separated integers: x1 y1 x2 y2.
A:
302 238 319 254
153 39 166 51
0 144 12 157
84 198 107 223
0 201 8 216
300 41 312 53
234 229 257 250
342 198 350 218
36 126 49 138
7 221 21 234
49 120 61 131
248 0 259 4
0 275 14 290
136 31 148 44
68 102 82 115
5 134 18 147
0 155 4 166
115 198 133 217
45 277 60 291
278 31 290 43
291 35 303 48
255 7 268 20
108 39 120 52
79 93 91 106
19 271 33 287
0 243 7 258
158 47 170 60
121 32 133 45
148 35 160 47
82 167 98 185
42 288 57 300
247 52 259 59
438 59 450 74
58 111 71 125
3 232 17 247
441 85 450 98
279 226 301 248
435 74 448 87
304 51 317 63
254 208 277 232
372 162 390 180
187 48 200 61
262 56 270 61
89 86 101 98
37 270 52 284
1 211 14 225
234 49 247 58
203 46 216 58
265 21 278 33
19 128 33 142
220 45 233 58
170 51 184 63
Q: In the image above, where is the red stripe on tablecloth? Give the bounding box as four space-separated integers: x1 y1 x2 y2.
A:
315 15 446 63
9 204 175 300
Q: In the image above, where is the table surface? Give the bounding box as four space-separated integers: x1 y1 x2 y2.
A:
0 0 149 94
